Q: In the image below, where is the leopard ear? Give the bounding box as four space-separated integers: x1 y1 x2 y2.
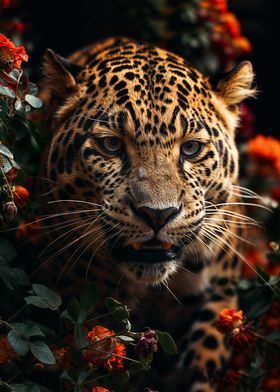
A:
210 61 256 107
41 48 83 101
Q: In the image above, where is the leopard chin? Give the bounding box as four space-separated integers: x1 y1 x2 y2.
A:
119 260 179 285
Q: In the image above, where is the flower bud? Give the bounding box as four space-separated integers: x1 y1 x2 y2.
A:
3 201 17 223
13 185 29 208
134 329 158 358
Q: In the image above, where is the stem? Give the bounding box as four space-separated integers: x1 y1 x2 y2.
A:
7 304 28 322
0 380 13 391
0 320 12 330
255 332 280 348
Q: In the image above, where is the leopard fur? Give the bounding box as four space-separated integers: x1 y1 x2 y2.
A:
38 37 256 391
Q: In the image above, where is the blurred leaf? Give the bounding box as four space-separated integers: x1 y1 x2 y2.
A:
7 330 29 355
80 284 99 313
10 116 31 141
60 369 87 386
0 236 17 263
0 83 16 98
32 283 62 310
25 94 43 109
30 341 56 365
155 330 177 355
12 384 41 392
0 237 28 289
104 297 130 321
25 296 50 309
64 297 81 323
0 98 8 118
11 322 45 338
104 297 123 311
74 325 88 349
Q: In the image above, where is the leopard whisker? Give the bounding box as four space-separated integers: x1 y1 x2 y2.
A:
48 199 102 207
55 212 106 285
162 280 181 305
201 227 279 296
85 224 126 279
205 222 255 246
206 201 272 212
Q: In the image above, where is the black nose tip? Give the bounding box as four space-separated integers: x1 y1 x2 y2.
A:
134 205 180 232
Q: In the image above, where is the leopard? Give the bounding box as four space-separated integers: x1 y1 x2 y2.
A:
38 37 256 391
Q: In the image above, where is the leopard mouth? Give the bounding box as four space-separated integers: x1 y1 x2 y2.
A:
115 239 182 263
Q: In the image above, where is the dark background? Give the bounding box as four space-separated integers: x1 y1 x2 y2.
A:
18 0 280 137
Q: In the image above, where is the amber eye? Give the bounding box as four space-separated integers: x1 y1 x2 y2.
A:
181 140 204 159
101 137 123 154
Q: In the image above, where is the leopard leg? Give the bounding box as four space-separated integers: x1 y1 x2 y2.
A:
177 289 237 392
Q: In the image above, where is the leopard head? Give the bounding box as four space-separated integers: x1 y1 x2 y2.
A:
41 39 255 285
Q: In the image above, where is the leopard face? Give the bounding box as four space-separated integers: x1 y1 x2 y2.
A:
42 38 255 286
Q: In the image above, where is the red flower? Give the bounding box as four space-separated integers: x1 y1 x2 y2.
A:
0 335 17 364
0 33 28 71
83 326 126 370
229 324 256 350
12 185 29 208
91 388 110 392
134 329 158 358
247 135 280 176
216 308 244 333
216 309 256 350
214 369 241 391
6 167 18 182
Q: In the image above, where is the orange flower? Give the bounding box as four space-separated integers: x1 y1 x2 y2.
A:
12 185 29 208
0 33 28 71
91 388 110 392
16 216 43 244
216 308 244 333
248 135 280 175
0 335 17 364
83 326 126 370
50 344 71 369
234 36 252 54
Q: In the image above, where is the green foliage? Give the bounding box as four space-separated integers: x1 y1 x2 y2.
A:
155 330 177 355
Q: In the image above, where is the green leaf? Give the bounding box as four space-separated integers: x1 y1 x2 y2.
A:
30 341 56 365
0 266 29 289
104 297 130 321
12 384 41 392
7 330 29 356
155 330 177 355
12 322 45 338
256 266 270 284
74 325 88 349
65 297 81 323
32 283 62 310
25 94 43 109
0 237 17 263
104 297 123 311
25 296 50 309
80 284 99 312
0 98 8 118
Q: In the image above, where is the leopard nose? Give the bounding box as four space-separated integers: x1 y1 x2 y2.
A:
135 205 180 232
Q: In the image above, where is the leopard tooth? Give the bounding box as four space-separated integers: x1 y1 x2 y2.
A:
131 242 142 251
161 242 172 251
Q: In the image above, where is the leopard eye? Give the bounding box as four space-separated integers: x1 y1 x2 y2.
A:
101 137 123 154
181 140 204 159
